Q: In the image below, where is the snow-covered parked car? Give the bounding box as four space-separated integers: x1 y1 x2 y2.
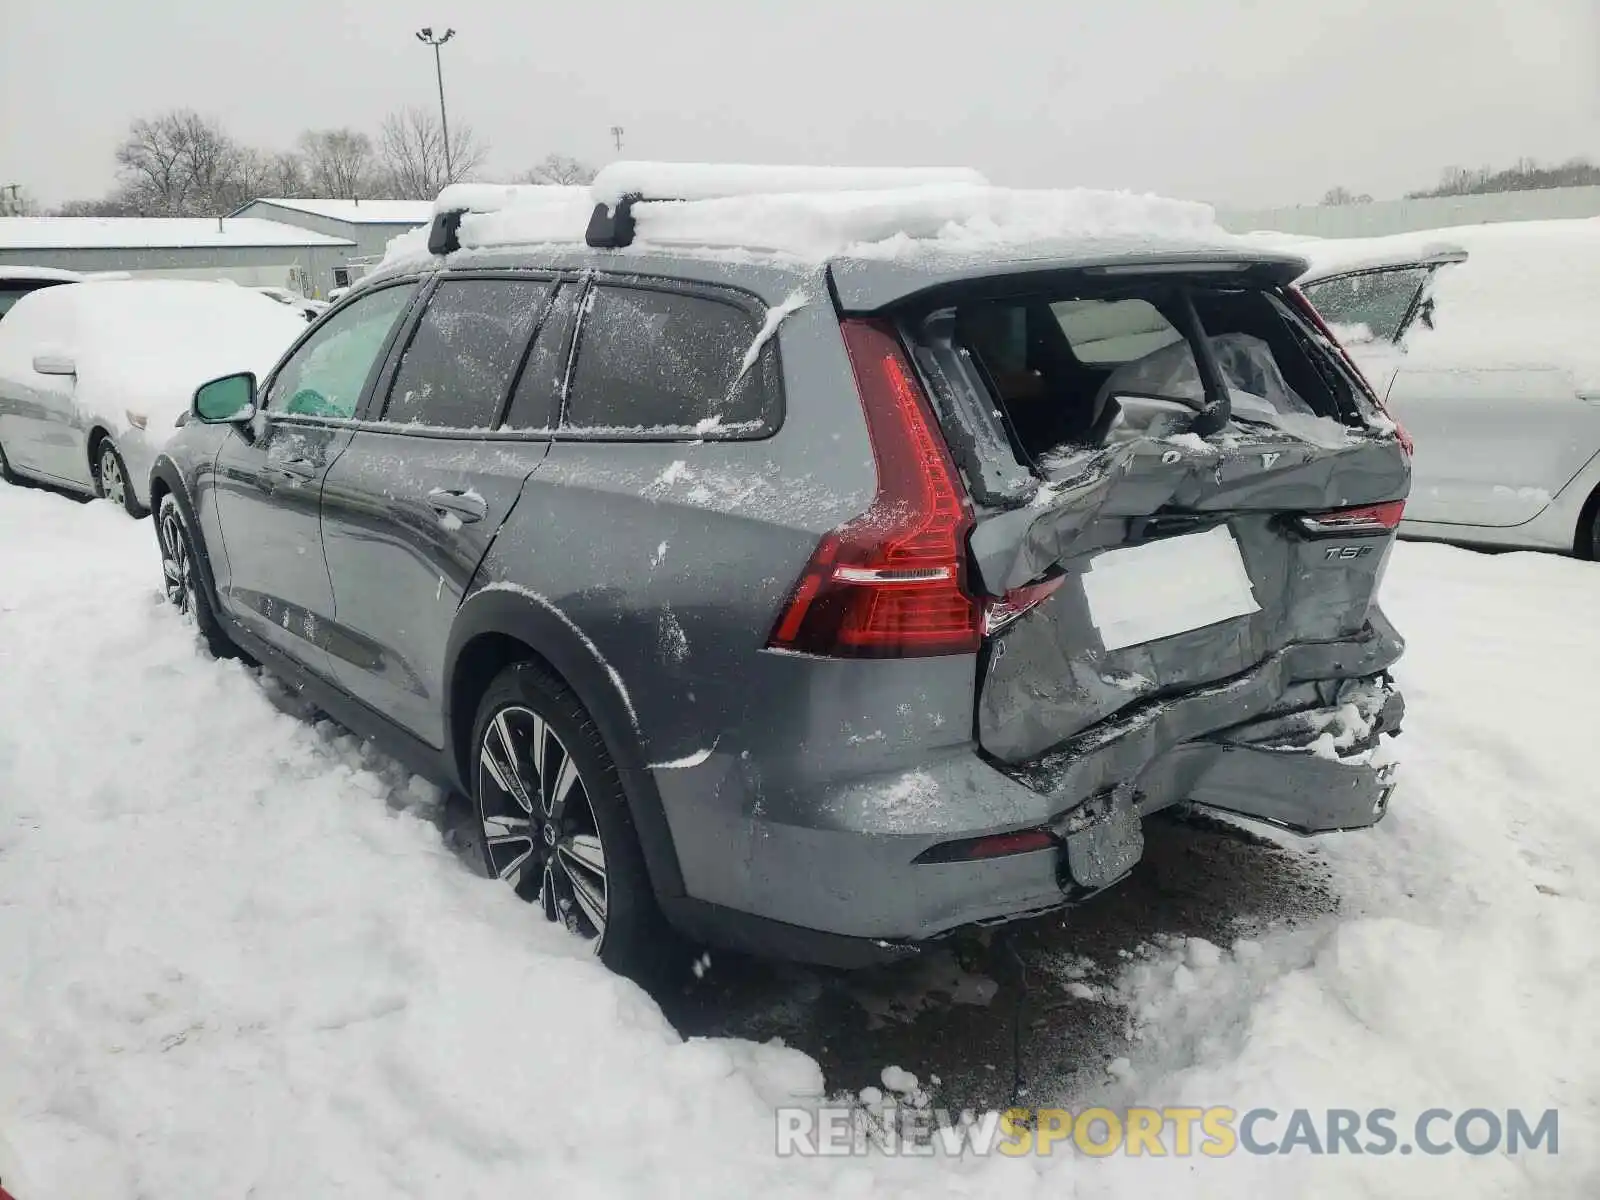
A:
252 285 331 323
0 264 84 321
0 279 306 516
1290 220 1600 557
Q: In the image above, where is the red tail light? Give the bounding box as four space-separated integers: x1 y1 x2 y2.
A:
1294 500 1406 537
767 319 981 657
1287 285 1414 457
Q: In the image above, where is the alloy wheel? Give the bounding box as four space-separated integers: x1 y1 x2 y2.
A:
100 445 125 507
477 704 609 947
158 505 196 615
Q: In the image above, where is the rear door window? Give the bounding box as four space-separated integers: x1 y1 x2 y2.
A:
1300 267 1430 344
561 284 774 437
380 277 551 429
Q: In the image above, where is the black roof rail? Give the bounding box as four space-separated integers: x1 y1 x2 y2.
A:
428 208 466 256
585 193 642 248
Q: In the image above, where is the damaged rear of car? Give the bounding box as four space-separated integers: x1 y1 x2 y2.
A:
811 243 1408 937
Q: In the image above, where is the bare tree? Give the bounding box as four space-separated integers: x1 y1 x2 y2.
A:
521 153 596 186
115 113 197 214
1320 185 1372 207
0 185 39 216
112 110 254 215
377 107 487 199
298 128 377 198
53 194 141 217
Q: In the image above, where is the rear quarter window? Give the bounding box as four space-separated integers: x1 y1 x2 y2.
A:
560 284 778 439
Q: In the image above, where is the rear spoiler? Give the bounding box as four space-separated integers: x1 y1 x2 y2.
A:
828 250 1311 314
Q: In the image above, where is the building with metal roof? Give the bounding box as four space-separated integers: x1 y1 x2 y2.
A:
0 216 356 297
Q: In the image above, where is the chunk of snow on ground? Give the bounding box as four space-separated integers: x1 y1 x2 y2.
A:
881 1065 921 1096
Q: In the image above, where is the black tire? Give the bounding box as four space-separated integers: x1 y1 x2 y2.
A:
156 492 236 658
470 661 674 982
94 437 147 518
0 438 16 484
1580 492 1600 560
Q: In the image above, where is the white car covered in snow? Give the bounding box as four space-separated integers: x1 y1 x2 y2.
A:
0 279 306 516
1289 220 1600 557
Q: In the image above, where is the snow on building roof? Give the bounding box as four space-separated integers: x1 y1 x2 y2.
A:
0 217 355 251
244 198 436 225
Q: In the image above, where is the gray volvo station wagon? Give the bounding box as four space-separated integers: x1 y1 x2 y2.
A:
150 167 1408 979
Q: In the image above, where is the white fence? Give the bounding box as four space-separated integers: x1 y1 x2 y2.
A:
1217 186 1600 238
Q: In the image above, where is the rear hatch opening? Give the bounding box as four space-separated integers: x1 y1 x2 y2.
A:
886 266 1411 771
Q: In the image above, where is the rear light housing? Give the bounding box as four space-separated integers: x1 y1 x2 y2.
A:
1293 500 1406 537
1287 285 1414 456
767 318 982 658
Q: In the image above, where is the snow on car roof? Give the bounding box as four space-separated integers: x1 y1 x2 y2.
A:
242 198 435 225
0 217 354 250
0 264 85 283
377 166 1238 276
588 161 990 205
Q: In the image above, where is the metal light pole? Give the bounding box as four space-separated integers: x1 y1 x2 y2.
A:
415 27 457 182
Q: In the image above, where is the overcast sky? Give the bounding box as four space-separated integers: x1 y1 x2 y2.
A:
4 0 1597 210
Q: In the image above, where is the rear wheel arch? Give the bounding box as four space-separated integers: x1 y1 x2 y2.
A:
1576 479 1600 559
445 588 687 902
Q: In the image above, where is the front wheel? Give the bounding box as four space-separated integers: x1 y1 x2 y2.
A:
470 662 671 981
96 439 146 517
0 439 16 484
157 493 235 657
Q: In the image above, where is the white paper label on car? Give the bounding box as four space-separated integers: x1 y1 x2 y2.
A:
1081 524 1260 652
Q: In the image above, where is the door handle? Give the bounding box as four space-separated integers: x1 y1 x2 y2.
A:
270 456 318 478
427 487 488 523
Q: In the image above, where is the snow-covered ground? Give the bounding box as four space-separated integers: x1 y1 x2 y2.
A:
1 480 1595 1197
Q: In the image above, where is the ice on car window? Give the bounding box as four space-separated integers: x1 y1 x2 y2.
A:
382 279 550 429
1300 267 1430 344
562 285 771 435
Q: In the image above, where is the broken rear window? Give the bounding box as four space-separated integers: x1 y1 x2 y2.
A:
940 283 1361 467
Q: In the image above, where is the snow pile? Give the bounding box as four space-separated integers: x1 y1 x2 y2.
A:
627 184 1223 260
0 280 305 442
1 474 1594 1197
371 164 1225 272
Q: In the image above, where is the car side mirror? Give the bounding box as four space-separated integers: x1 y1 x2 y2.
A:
32 351 76 377
193 372 258 423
